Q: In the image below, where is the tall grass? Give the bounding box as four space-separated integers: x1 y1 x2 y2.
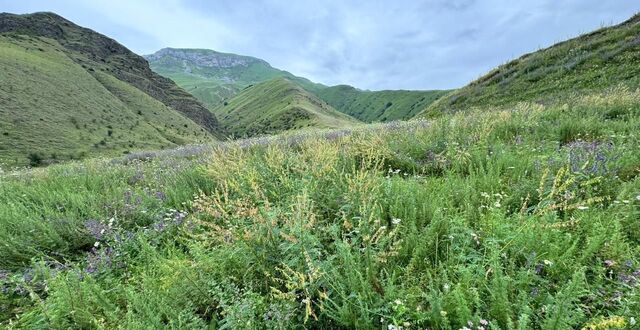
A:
1 88 639 329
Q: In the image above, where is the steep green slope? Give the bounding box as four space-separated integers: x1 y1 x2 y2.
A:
145 48 447 122
315 85 450 122
423 14 640 115
212 77 358 137
0 13 222 135
0 34 211 166
145 48 323 108
0 12 224 166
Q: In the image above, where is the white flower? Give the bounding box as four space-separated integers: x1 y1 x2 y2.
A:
93 241 100 248
543 259 553 266
494 201 501 208
577 205 589 210
443 283 450 291
636 195 640 201
394 299 403 305
392 218 401 225
388 325 398 330
630 317 636 326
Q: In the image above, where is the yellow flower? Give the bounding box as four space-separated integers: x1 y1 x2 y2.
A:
581 316 626 330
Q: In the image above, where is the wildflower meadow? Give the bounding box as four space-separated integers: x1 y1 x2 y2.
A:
1 88 639 329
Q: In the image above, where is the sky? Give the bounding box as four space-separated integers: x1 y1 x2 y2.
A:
1 1 638 90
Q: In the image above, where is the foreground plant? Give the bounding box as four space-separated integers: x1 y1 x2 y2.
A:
1 88 639 328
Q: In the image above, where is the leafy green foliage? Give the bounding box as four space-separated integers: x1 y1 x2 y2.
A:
1 87 639 328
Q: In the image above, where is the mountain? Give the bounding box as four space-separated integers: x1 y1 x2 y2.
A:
212 77 358 137
145 48 323 108
422 14 640 115
0 12 223 166
315 85 450 122
145 48 448 122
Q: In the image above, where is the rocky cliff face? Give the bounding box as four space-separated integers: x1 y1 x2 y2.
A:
146 48 267 69
0 12 223 136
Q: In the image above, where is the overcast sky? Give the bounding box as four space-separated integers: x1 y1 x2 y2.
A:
2 1 638 90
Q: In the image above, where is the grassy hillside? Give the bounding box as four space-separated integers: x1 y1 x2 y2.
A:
145 48 323 108
146 48 447 122
1 13 222 134
212 77 358 137
0 12 223 166
316 85 450 122
1 86 639 328
0 34 211 166
423 14 640 115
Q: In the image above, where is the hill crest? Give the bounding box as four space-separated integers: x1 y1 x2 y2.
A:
0 12 222 134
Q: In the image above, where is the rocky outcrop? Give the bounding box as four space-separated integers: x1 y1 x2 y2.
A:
146 48 267 69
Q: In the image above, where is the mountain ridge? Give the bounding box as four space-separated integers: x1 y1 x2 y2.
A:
212 77 358 138
0 12 222 165
0 12 222 135
145 48 449 122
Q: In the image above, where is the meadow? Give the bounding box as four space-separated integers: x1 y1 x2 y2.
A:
1 87 639 329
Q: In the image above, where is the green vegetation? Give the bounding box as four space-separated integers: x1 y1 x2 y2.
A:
0 35 211 166
2 10 640 330
424 14 640 115
1 86 639 328
316 85 450 122
212 77 358 138
145 48 323 108
146 48 448 123
0 13 222 166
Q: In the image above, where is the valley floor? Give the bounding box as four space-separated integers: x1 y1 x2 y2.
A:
1 87 640 329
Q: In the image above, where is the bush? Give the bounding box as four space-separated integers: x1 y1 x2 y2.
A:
27 152 43 167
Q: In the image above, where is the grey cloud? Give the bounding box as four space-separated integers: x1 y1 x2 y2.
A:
1 0 638 90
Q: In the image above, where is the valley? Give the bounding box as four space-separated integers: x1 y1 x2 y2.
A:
0 8 639 330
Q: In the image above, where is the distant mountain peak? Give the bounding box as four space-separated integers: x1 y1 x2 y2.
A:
145 48 270 69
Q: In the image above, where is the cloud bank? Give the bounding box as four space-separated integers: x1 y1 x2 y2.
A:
2 0 638 89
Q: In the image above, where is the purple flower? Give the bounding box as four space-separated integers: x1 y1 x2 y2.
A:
564 141 617 175
324 129 352 141
530 287 539 297
153 221 167 232
84 247 116 275
154 191 167 202
173 211 187 225
84 220 110 241
22 269 34 283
